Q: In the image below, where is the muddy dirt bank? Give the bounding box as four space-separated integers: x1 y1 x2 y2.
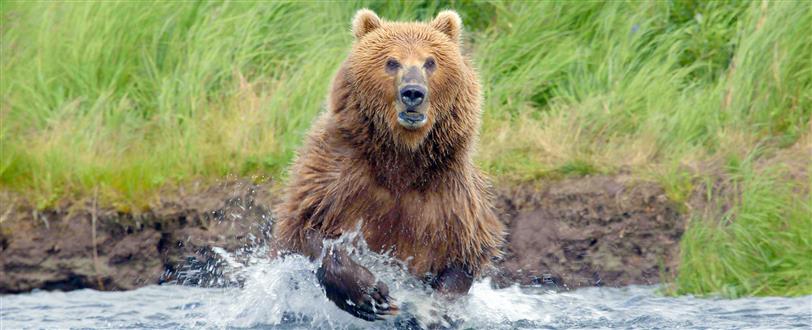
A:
0 176 685 293
492 176 683 288
0 181 276 293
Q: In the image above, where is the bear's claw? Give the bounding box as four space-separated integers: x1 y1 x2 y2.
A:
316 249 398 321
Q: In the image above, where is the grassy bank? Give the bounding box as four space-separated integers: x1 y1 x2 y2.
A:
1 1 810 296
675 155 811 297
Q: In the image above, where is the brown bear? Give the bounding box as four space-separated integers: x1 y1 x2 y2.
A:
273 9 504 321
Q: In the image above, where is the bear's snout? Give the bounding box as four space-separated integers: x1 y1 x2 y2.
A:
395 67 430 130
400 85 426 108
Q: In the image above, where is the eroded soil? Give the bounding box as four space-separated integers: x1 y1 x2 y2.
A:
0 181 275 293
491 176 683 289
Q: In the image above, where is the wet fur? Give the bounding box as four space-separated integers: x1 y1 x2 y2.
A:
274 10 504 280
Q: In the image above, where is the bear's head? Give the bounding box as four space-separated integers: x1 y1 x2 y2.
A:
342 9 478 151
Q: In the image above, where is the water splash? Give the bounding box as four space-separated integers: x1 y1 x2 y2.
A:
184 255 533 328
189 228 455 328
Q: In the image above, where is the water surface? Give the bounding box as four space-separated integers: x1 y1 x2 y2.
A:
3 255 811 329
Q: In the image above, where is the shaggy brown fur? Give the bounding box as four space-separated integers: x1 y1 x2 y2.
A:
274 9 503 284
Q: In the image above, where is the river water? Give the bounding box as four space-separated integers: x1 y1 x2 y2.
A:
3 253 811 329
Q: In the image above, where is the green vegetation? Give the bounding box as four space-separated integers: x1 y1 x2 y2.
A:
1 1 809 296
675 157 812 297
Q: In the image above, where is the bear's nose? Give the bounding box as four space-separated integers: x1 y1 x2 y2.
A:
400 85 426 107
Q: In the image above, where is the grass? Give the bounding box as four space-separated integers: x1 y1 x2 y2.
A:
673 152 812 297
1 1 810 296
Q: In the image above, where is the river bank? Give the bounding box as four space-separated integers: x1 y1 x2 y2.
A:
1 175 685 293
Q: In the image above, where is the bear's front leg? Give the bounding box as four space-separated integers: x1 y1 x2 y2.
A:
316 245 398 321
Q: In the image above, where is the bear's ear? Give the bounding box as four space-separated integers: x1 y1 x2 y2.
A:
352 9 382 39
430 10 462 43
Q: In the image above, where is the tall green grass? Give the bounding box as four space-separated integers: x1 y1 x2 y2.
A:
675 155 812 297
476 1 810 180
1 2 356 208
1 1 810 295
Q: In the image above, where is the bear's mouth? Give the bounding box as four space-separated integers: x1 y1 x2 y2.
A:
397 110 427 129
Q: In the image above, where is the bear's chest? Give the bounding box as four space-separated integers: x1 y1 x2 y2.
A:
347 184 463 275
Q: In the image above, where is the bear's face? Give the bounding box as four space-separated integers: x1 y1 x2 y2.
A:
348 10 467 150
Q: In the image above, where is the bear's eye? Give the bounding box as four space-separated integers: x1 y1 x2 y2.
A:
385 58 401 73
424 57 436 72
